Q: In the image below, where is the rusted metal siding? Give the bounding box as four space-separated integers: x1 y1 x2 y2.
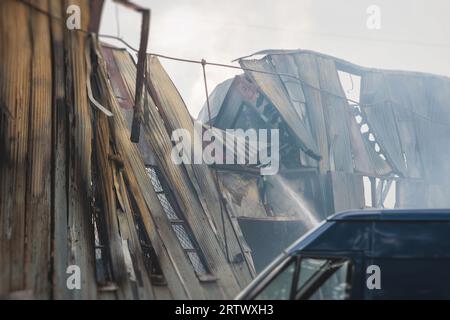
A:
102 47 255 297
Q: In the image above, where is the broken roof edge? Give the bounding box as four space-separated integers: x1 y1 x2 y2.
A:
235 48 450 80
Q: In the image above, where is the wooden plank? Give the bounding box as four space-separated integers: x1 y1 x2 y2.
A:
64 0 97 299
88 0 104 32
114 167 155 299
0 0 32 296
94 111 135 299
92 83 157 299
49 0 70 300
130 9 150 142
25 0 53 298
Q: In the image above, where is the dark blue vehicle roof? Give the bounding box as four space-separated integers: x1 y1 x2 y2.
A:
328 208 450 222
287 209 450 258
237 209 450 300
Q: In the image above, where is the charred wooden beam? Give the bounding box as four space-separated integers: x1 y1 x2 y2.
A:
113 1 151 143
130 9 150 143
89 0 105 33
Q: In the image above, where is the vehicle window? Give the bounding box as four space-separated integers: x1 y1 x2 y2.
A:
296 258 351 300
297 258 328 289
254 258 296 300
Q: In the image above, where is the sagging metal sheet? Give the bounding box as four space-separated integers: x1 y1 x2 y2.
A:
292 53 330 173
396 75 450 182
265 51 392 177
239 58 320 159
360 72 409 177
361 71 450 183
308 55 354 173
417 76 450 183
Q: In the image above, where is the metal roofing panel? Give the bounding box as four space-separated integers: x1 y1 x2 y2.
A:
240 58 320 159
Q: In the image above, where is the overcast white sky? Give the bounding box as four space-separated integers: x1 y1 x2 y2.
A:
99 0 450 118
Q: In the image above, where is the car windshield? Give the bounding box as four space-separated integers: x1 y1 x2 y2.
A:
253 256 352 300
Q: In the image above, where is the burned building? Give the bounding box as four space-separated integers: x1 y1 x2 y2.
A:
198 49 450 270
1 0 450 300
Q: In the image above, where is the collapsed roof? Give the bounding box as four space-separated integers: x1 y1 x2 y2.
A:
199 49 450 210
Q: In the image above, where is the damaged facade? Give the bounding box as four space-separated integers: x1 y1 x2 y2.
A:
1 0 450 300
199 49 450 271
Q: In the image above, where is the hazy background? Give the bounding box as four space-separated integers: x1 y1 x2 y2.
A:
99 0 450 118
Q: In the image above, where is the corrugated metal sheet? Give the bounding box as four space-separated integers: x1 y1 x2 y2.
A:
102 48 255 298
